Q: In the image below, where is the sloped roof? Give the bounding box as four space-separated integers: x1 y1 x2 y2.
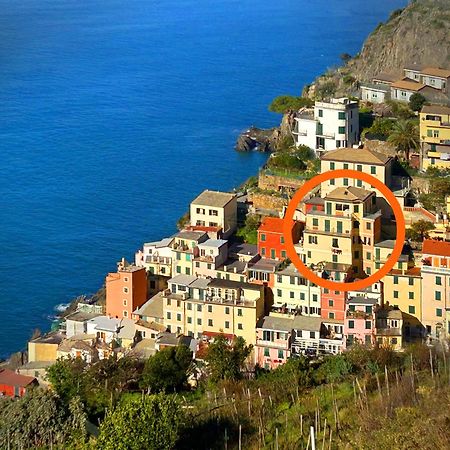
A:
191 190 236 207
0 369 36 388
321 148 391 165
256 315 294 332
258 217 284 234
422 239 450 257
421 67 450 78
391 80 425 91
292 316 323 332
421 105 450 115
325 186 373 202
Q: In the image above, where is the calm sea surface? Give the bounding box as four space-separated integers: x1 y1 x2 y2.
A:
0 0 406 357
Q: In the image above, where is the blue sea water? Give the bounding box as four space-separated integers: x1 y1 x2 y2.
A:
0 0 406 358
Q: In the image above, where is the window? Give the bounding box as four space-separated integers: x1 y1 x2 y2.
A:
435 291 442 301
261 248 266 256
208 319 213 326
278 349 284 359
356 164 362 171
436 308 443 317
409 278 414 286
167 312 172 320
324 220 330 232
225 306 230 314
123 287 129 294
177 313 181 321
408 292 414 300
197 318 202 325
209 209 218 216
366 252 371 260
365 306 372 313
187 303 192 310
434 130 440 138
338 126 346 134
409 305 415 314
343 178 349 186
187 316 192 324
237 309 243 317
197 304 202 312
176 266 181 274
225 321 230 329
394 291 399 298
393 276 399 284
310 331 315 339
348 320 355 329
281 250 287 259
312 218 319 227
330 162 335 170
365 321 371 330
123 299 127 306
313 294 318 302
330 179 335 185
329 312 335 319
264 348 270 357
308 235 318 245
208 305 213 313
329 300 334 307
261 233 266 242
332 254 338 263
338 111 346 120
324 288 329 294
436 276 442 286
280 236 285 244
123 310 128 317
370 166 376 175
271 249 276 259
318 109 323 117
238 323 243 330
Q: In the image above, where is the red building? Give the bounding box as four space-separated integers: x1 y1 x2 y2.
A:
257 217 303 260
321 288 346 320
0 369 37 397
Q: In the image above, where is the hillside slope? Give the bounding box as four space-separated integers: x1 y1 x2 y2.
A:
349 0 450 81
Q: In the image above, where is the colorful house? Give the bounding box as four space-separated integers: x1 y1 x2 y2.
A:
344 297 377 348
255 316 292 369
172 230 208 276
106 259 148 320
190 190 237 238
421 239 450 340
420 105 450 170
0 369 37 397
257 216 303 260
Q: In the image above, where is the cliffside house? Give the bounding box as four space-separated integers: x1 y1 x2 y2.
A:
0 369 37 397
292 98 359 152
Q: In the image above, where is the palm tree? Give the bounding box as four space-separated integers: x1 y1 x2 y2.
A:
387 119 419 161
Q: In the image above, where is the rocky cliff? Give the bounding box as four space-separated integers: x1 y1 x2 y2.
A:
349 0 450 81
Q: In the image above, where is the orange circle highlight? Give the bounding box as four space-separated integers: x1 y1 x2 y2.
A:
282 169 405 292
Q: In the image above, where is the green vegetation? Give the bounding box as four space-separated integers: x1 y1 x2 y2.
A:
386 100 415 120
267 145 313 172
205 335 253 382
315 80 338 100
418 174 450 212
268 96 314 114
236 213 261 244
362 117 395 140
97 394 183 450
406 220 436 242
176 211 190 230
409 92 427 112
140 345 193 393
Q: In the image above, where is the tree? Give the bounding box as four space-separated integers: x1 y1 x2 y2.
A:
362 117 395 140
387 119 419 160
409 93 427 112
96 394 183 450
140 345 193 393
406 220 436 242
315 80 337 100
269 96 314 114
236 214 261 244
0 388 87 449
46 357 87 404
205 335 252 381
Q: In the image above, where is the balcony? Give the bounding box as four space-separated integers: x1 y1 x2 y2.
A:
205 295 256 307
145 255 172 265
346 310 372 319
256 338 290 349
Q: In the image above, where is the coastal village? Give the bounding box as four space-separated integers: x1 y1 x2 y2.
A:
3 61 450 400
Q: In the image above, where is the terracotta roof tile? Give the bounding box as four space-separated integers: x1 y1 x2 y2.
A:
421 67 450 78
321 148 392 165
0 369 36 388
422 239 450 257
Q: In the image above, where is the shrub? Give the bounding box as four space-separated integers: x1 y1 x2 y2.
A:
269 96 314 114
409 93 426 112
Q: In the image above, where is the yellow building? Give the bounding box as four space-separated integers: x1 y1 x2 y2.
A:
28 333 64 363
420 105 450 170
190 190 237 238
160 275 265 345
303 187 381 277
382 267 422 321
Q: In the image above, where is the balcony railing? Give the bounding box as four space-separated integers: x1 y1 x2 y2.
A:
346 310 372 319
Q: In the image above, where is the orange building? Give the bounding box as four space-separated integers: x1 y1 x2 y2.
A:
257 217 303 260
106 259 148 320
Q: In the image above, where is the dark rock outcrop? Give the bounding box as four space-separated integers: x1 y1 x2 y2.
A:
235 126 280 152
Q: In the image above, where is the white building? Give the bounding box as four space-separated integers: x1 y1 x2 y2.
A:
293 98 359 152
360 83 390 103
404 66 450 93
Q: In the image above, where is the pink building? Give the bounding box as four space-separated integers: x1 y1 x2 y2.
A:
344 297 377 348
255 316 292 369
